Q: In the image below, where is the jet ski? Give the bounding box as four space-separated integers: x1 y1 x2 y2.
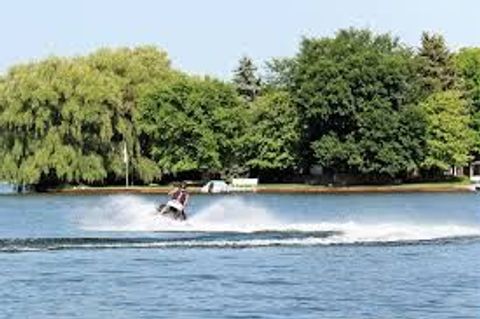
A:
156 199 187 221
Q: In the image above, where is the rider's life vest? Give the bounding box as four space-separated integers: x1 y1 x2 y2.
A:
172 190 188 205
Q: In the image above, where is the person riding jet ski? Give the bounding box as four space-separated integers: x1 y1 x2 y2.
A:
156 182 189 221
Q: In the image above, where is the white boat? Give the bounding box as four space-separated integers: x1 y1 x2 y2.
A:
201 180 231 193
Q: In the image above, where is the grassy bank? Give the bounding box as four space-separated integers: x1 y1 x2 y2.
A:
256 182 472 193
46 180 474 194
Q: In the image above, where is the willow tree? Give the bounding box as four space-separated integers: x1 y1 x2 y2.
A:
84 46 175 183
0 46 175 188
0 58 122 187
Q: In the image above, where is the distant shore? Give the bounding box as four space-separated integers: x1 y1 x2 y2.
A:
45 182 475 194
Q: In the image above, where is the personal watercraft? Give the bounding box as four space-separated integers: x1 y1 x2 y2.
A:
156 199 187 221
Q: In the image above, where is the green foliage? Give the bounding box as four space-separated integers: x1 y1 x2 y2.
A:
421 90 474 170
264 58 296 89
455 48 480 108
0 46 172 186
417 36 475 171
279 28 422 176
232 56 261 102
417 32 457 96
312 134 359 170
1 29 479 188
136 75 245 176
455 48 480 152
243 91 300 171
0 58 119 185
312 105 426 176
85 46 173 182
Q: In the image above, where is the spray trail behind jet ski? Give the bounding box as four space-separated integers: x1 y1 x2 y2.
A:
78 196 480 244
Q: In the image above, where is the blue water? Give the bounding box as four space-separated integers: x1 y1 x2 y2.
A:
0 193 479 318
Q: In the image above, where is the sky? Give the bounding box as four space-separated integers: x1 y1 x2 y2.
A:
1 0 479 78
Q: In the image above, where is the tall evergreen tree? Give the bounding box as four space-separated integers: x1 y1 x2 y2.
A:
416 33 474 172
417 32 457 96
232 56 261 102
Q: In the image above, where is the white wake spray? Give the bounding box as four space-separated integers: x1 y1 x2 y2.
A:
78 195 480 246
79 195 284 232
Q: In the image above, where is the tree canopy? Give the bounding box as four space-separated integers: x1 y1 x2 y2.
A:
232 56 261 102
243 91 300 174
455 48 480 154
0 47 174 188
417 32 457 96
421 90 474 170
136 75 246 176
0 28 479 188
276 29 423 176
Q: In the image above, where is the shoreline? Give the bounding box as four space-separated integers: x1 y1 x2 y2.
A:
44 183 475 194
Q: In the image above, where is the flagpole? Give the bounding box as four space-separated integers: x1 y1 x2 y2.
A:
124 142 129 188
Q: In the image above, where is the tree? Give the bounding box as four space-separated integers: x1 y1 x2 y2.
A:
232 56 261 102
455 48 480 153
0 58 121 187
243 91 300 177
136 75 246 177
277 29 423 177
312 105 426 177
0 46 174 188
421 90 474 170
85 46 174 183
417 32 457 97
264 57 296 90
416 34 474 174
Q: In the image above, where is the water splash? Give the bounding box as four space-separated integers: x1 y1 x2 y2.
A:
187 197 282 231
78 195 480 244
79 195 184 231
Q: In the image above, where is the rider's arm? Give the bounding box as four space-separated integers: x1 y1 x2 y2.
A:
168 187 177 196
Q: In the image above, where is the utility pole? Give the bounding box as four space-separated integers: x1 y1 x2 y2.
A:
124 142 129 188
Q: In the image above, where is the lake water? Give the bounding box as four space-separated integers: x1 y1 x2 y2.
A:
0 193 479 318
